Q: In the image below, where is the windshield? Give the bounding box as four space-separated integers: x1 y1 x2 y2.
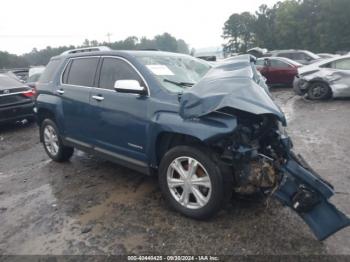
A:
136 54 212 93
305 50 321 60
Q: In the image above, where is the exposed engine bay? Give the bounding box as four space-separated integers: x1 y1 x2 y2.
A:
212 110 350 240
215 111 284 195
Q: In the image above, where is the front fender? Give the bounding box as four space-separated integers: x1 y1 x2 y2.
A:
147 111 237 166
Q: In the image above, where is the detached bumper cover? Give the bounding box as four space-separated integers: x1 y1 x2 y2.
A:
275 157 350 240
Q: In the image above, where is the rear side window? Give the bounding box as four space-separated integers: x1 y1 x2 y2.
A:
278 53 293 59
334 59 350 70
63 57 99 87
293 52 308 60
270 60 291 68
98 58 143 90
39 59 60 83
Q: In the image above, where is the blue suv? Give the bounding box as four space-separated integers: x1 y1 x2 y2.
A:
35 47 349 240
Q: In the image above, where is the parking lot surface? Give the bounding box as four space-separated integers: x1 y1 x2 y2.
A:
0 89 349 255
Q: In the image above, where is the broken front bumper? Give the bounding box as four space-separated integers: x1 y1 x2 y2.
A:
293 76 309 96
274 154 350 240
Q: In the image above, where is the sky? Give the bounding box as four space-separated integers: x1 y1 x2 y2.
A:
0 0 280 55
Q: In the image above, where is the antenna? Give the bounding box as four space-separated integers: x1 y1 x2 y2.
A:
106 33 112 43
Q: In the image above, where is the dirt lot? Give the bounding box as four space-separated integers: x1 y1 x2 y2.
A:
0 89 349 256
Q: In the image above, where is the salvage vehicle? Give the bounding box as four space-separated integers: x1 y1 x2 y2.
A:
0 73 35 124
26 66 46 89
267 50 321 65
294 54 350 100
35 47 350 240
256 57 301 87
247 47 268 58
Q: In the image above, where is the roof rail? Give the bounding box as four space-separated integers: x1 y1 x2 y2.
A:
60 46 111 56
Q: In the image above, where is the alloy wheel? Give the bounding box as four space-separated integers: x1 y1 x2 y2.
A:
310 84 328 99
166 157 212 209
43 125 59 156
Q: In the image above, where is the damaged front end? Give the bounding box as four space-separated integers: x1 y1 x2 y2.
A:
179 55 350 240
217 112 350 240
294 59 350 98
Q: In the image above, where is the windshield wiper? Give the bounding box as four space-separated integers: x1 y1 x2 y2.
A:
164 78 195 87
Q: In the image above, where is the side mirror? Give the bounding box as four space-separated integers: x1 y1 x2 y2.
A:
114 80 146 95
264 59 270 67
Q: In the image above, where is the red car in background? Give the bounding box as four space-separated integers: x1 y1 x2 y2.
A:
256 57 302 87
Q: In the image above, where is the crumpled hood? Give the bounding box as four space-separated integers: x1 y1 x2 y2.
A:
179 55 286 125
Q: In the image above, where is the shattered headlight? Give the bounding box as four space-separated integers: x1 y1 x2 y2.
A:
278 121 288 137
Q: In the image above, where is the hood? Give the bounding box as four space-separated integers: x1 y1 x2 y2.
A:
179 55 286 125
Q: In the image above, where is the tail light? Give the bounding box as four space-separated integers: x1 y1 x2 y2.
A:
22 87 36 98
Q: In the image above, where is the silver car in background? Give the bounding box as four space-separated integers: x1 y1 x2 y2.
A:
294 55 350 100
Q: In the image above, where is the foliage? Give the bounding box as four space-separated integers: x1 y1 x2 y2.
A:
0 51 29 69
0 33 189 68
223 0 350 53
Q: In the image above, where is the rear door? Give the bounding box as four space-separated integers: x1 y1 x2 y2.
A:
328 58 350 97
89 56 149 167
269 59 295 85
58 56 100 144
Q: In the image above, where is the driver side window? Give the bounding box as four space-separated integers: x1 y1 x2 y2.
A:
99 57 144 90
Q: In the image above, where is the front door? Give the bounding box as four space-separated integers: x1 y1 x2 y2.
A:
90 57 149 166
268 59 294 85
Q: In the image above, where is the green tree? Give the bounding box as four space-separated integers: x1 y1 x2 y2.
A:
0 32 190 68
0 51 28 69
222 12 256 53
176 39 190 54
154 33 178 52
254 4 277 49
223 0 350 54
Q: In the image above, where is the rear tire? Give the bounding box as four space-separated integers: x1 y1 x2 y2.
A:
159 145 229 219
307 82 332 100
40 119 74 162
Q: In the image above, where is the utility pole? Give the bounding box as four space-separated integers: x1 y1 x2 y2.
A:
106 32 112 44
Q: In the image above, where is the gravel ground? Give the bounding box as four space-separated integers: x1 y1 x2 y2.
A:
0 89 349 256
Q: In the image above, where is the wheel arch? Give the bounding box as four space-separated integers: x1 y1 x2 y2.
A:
154 131 203 166
37 108 56 125
308 79 333 99
147 111 237 168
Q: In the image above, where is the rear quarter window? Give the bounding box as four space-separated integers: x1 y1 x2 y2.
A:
38 59 61 83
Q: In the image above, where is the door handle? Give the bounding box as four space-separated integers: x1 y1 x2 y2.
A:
92 95 104 101
57 89 64 95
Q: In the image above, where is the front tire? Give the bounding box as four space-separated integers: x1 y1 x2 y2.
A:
307 82 332 100
159 145 228 219
40 119 74 162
